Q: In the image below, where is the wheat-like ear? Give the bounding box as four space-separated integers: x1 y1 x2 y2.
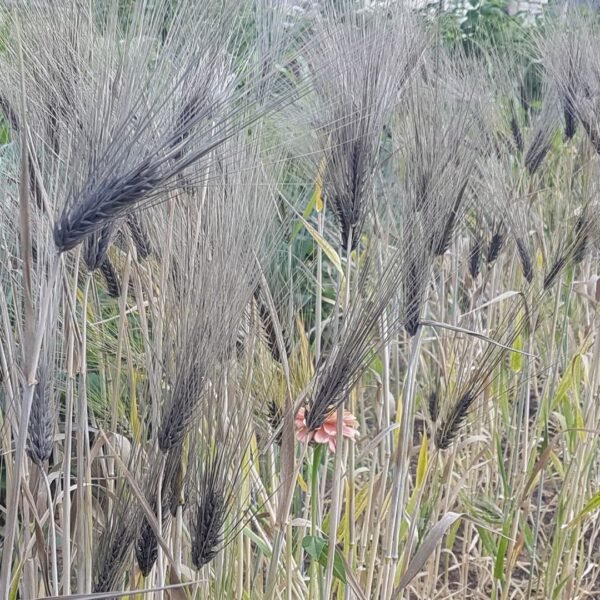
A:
93 487 138 594
435 391 475 450
186 362 261 571
154 139 285 452
486 221 506 264
427 387 440 424
0 1 312 254
543 203 597 290
303 43 487 429
26 360 54 466
125 213 153 259
468 233 484 281
99 258 121 298
523 101 558 177
302 242 403 431
537 13 600 164
254 282 291 364
191 486 226 570
134 444 183 577
434 301 529 450
83 225 113 272
287 0 426 252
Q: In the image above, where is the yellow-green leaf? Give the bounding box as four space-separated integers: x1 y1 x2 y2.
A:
510 332 522 373
313 157 326 212
129 369 141 443
569 490 600 528
297 471 308 494
290 158 326 240
296 212 344 280
552 353 582 411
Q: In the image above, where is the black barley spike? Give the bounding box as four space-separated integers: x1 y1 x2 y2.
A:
404 259 423 338
135 445 185 576
435 391 475 450
268 400 283 445
433 290 528 452
158 366 204 453
515 238 533 283
487 227 505 264
26 368 54 466
543 254 569 290
93 520 136 594
184 368 260 573
330 140 367 252
84 225 113 272
54 160 163 253
468 237 482 280
572 215 588 265
524 128 552 176
510 113 524 153
126 214 153 259
191 488 226 570
305 3 425 253
563 95 577 141
3 1 308 255
254 285 290 364
156 139 277 455
100 259 121 299
428 389 439 423
432 180 470 257
305 353 353 432
304 243 411 431
135 517 159 578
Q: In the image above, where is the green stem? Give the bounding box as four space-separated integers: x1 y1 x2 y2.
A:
310 444 324 598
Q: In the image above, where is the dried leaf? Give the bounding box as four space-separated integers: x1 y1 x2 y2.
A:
393 512 464 594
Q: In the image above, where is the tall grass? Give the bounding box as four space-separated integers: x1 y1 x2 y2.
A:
0 1 599 599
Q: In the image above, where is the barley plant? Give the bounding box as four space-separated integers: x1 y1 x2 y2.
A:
1 0 600 598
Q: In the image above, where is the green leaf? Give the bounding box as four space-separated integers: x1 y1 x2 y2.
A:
302 535 347 583
569 490 600 528
493 521 510 581
243 526 271 557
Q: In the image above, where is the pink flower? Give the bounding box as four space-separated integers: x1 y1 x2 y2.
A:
295 406 359 453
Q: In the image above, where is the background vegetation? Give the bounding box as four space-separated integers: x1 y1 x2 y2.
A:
0 1 599 598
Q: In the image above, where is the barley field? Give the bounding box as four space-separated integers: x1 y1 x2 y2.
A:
0 1 599 599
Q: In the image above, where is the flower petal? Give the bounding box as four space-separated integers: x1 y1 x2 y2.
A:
342 425 358 439
294 407 306 428
314 429 331 444
322 422 337 436
296 429 313 444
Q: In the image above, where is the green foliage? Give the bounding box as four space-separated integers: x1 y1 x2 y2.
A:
435 0 534 57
